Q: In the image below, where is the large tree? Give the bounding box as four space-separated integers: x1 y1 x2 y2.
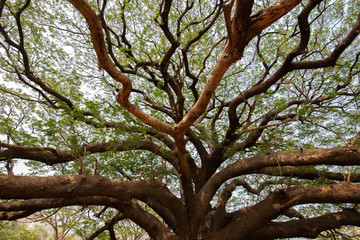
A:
1 0 360 239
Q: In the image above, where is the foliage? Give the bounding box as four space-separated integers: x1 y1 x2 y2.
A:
0 221 47 240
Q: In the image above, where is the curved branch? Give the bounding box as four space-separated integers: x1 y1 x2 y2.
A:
145 198 178 234
216 178 280 211
0 210 37 220
214 178 280 227
120 201 174 240
0 196 174 240
87 212 126 240
258 166 360 182
200 147 360 212
208 182 360 239
0 175 186 224
249 0 302 39
292 13 360 69
0 140 179 171
0 1 74 109
68 0 174 136
249 209 360 240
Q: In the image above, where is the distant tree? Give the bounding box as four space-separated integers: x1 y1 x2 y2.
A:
32 208 85 240
0 220 46 240
1 0 360 239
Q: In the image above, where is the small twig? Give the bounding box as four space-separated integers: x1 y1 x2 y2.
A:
196 37 226 78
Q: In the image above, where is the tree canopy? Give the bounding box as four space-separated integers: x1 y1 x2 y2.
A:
1 0 360 239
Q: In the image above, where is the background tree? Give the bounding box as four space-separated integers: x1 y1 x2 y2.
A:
1 0 360 239
32 207 85 240
0 220 50 240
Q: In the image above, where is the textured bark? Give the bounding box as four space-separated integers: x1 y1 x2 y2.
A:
0 140 179 170
200 147 360 207
69 0 175 136
250 209 360 239
207 183 360 240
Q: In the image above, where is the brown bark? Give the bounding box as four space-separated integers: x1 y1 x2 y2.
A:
250 209 360 239
0 197 173 239
258 166 360 182
0 140 178 170
200 147 360 210
0 175 185 219
68 0 174 136
207 182 360 240
1 147 360 239
176 0 304 136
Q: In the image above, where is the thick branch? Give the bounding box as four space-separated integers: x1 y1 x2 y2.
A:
250 209 360 240
68 0 174 136
175 0 303 136
209 182 360 239
200 147 360 212
0 175 186 223
0 140 179 171
249 0 302 38
227 0 356 132
230 0 254 57
0 210 37 220
258 166 360 182
0 197 173 240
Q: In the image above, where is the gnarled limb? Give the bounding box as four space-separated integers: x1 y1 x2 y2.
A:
0 140 179 171
258 166 360 182
0 175 185 222
69 0 174 136
175 0 303 136
0 197 174 240
249 209 360 240
0 210 37 221
208 182 360 239
200 147 360 213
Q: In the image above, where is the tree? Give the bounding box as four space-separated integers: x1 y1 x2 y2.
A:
0 220 47 240
32 208 85 240
0 0 360 239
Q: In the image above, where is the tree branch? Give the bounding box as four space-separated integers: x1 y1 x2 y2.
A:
87 212 125 240
249 209 360 240
69 0 174 136
258 166 360 182
0 196 174 239
292 13 360 69
0 140 179 171
0 175 186 223
200 147 360 212
0 210 37 220
209 182 360 239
